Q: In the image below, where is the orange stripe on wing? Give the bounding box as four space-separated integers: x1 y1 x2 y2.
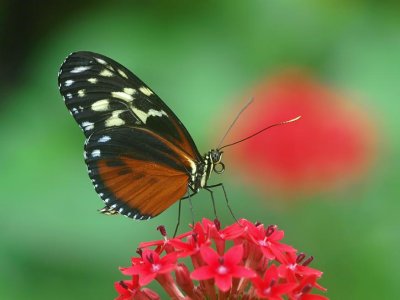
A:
97 157 189 217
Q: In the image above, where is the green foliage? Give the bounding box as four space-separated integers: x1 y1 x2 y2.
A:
1 1 399 299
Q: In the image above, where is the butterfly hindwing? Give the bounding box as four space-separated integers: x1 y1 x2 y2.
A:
58 51 201 160
84 126 196 219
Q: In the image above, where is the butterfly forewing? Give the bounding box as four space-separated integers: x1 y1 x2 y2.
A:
58 51 203 219
58 51 201 160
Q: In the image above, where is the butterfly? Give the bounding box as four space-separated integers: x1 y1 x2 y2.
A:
58 51 229 220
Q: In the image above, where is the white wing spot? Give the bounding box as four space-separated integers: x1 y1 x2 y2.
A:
111 91 133 102
118 69 128 79
99 193 104 197
81 121 94 131
110 204 117 209
78 89 86 97
148 109 167 118
123 88 136 95
131 108 148 123
66 93 72 99
91 99 109 111
105 198 110 203
71 66 91 73
105 110 125 127
65 80 74 87
88 78 98 84
98 135 111 143
71 108 79 114
118 208 124 213
100 69 113 77
91 149 101 157
131 108 167 124
95 57 107 65
83 151 87 159
139 86 153 96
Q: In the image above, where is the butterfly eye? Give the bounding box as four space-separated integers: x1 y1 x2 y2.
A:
210 150 223 164
213 162 225 174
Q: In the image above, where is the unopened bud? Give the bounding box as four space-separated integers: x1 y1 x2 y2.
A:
157 225 167 237
175 264 195 296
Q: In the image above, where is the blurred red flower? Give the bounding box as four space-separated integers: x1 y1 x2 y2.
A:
221 71 376 195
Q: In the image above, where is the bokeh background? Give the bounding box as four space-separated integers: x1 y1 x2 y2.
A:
1 1 399 299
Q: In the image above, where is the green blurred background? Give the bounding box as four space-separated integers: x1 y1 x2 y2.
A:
1 1 399 299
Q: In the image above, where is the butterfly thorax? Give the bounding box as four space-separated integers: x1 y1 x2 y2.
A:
189 149 224 192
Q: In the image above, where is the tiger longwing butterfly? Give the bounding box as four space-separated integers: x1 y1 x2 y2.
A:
58 51 229 220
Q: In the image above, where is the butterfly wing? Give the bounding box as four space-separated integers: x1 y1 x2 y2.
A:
58 51 202 218
58 51 202 160
85 126 195 219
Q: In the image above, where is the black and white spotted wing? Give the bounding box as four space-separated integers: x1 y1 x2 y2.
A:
58 51 201 160
58 51 203 219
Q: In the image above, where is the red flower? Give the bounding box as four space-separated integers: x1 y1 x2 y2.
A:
246 222 296 261
114 277 160 300
190 244 256 291
223 71 375 195
169 222 211 257
278 252 323 281
115 218 328 299
252 265 297 299
290 275 328 300
121 249 177 286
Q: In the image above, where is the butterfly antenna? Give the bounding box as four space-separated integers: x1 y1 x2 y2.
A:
219 116 301 150
217 97 254 149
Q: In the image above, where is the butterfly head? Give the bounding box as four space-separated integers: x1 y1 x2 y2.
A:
209 149 225 174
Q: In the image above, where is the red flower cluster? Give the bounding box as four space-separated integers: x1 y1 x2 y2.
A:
115 219 328 299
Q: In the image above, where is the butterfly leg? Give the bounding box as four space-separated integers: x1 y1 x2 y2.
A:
173 188 197 237
173 199 182 237
205 187 218 220
205 183 238 222
188 195 195 227
180 192 198 200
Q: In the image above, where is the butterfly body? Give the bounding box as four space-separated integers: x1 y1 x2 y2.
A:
58 52 224 220
191 149 224 192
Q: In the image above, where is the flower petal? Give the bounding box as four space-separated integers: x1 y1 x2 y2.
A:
232 266 256 278
214 274 232 292
160 252 178 265
224 244 244 265
191 266 214 280
139 272 157 286
264 264 278 282
199 245 219 266
120 265 142 276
